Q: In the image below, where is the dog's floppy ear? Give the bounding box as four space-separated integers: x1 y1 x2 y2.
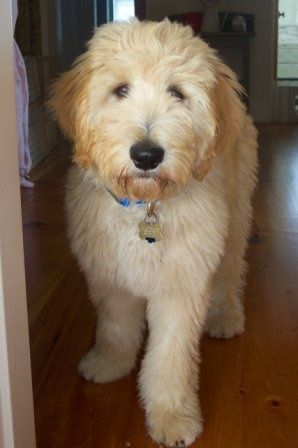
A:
194 62 246 181
48 55 95 168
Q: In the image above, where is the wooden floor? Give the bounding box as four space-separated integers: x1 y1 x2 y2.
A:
22 124 298 448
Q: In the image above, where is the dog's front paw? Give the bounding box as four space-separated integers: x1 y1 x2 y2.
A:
147 406 203 447
78 345 134 383
205 304 245 339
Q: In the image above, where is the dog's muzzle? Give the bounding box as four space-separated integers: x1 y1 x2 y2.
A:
130 142 164 171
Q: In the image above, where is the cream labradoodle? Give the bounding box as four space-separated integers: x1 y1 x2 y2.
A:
50 19 258 447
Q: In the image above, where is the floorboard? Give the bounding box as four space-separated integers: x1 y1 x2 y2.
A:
22 125 298 447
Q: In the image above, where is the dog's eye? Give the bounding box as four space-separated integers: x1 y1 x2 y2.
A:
168 87 185 101
114 84 130 99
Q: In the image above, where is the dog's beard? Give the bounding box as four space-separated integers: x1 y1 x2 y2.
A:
115 170 173 201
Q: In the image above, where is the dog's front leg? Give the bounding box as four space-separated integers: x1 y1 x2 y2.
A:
79 288 146 383
140 286 208 447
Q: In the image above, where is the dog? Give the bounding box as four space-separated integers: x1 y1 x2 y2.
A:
50 19 258 447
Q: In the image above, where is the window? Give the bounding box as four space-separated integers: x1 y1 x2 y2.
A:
277 0 298 80
113 0 135 21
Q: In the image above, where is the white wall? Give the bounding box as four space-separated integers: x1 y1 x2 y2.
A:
0 0 36 447
146 0 275 122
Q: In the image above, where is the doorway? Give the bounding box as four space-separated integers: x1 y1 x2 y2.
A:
277 0 298 80
4 1 298 446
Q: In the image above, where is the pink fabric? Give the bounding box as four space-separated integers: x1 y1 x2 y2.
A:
13 0 34 188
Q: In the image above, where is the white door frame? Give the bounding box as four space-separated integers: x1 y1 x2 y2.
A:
271 0 298 122
0 0 36 447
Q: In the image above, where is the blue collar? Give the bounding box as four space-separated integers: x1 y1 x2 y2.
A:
107 189 146 208
117 197 146 208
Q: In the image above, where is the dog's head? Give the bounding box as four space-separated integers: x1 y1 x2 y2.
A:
50 19 245 201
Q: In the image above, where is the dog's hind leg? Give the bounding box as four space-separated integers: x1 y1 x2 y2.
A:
205 126 258 339
205 217 249 339
79 288 146 383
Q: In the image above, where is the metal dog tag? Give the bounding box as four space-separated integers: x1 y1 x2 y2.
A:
138 214 163 243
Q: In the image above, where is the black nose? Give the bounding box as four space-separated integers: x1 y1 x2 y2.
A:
130 142 164 171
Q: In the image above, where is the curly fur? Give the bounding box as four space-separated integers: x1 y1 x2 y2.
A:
50 19 258 447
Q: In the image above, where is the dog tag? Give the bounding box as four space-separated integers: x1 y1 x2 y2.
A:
138 214 163 243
